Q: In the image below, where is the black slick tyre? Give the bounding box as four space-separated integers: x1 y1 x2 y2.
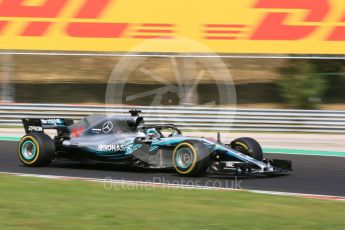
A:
173 140 210 177
18 133 55 167
230 137 263 161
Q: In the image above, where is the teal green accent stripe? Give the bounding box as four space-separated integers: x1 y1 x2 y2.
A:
0 136 20 141
263 148 345 157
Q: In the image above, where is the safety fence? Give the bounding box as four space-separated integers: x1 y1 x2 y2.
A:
0 103 344 133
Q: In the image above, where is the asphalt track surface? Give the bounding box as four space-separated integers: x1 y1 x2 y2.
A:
1 141 345 196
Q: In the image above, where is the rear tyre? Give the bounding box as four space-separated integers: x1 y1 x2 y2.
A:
173 141 210 177
230 137 263 161
18 133 55 167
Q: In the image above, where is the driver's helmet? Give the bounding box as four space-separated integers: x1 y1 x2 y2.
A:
146 128 160 139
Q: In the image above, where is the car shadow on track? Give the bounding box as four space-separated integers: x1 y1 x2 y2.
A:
50 161 174 174
49 160 290 181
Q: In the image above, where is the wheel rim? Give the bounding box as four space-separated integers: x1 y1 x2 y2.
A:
234 144 252 156
21 140 37 161
176 148 193 169
234 145 246 153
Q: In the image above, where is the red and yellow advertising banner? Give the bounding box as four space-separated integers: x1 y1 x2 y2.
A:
0 0 345 54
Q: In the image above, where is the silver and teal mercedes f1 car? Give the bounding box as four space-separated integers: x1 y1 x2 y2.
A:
18 110 292 177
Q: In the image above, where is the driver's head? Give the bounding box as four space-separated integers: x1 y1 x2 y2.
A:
146 128 160 139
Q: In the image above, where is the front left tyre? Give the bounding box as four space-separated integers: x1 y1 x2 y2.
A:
172 141 210 177
18 133 55 167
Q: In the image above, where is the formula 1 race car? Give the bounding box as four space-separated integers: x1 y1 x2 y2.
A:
18 110 292 177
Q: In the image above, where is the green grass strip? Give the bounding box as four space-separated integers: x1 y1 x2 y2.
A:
0 136 20 141
264 148 345 157
0 174 344 230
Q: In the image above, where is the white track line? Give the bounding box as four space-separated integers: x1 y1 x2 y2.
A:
1 171 344 201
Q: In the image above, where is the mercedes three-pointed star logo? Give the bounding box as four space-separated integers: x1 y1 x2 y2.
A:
102 121 113 133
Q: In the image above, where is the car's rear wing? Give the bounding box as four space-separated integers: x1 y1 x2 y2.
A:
22 118 74 134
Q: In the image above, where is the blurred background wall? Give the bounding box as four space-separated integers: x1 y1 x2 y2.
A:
1 55 344 109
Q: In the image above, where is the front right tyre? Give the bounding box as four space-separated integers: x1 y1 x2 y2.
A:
230 137 263 161
18 133 55 167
